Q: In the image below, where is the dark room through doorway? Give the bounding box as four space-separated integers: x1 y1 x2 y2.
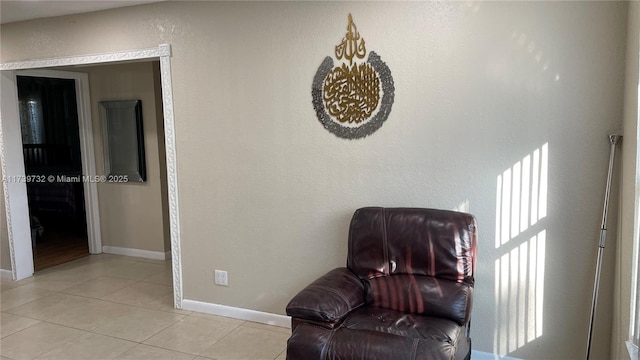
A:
17 75 89 271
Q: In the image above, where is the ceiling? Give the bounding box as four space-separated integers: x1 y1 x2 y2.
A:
1 0 166 24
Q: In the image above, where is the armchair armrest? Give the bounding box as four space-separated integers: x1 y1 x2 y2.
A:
286 267 365 325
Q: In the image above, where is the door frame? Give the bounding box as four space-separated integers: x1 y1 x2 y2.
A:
14 69 102 256
0 44 184 309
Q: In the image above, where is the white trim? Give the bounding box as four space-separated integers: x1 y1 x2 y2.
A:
0 269 13 279
1 71 33 280
103 245 170 260
158 44 184 310
0 46 170 71
76 72 102 255
0 44 182 308
182 299 291 329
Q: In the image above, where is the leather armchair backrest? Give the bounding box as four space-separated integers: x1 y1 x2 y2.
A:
347 207 477 323
348 207 477 283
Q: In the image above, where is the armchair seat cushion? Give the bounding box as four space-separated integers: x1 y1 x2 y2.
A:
342 307 464 344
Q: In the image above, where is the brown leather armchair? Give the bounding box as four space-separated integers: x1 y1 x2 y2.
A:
285 207 477 360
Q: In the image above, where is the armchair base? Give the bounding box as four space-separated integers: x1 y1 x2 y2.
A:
288 307 470 360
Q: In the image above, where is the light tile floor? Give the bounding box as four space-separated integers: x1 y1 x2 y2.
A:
0 254 289 360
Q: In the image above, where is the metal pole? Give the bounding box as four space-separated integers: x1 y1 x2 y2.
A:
586 134 622 360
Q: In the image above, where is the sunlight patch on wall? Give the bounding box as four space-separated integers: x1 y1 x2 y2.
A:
453 199 470 213
494 143 548 355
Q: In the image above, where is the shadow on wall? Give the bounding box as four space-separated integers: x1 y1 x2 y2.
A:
494 143 549 355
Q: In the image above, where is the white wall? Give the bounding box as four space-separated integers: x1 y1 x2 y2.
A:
0 2 629 358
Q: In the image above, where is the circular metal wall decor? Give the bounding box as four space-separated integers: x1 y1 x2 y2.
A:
312 14 395 140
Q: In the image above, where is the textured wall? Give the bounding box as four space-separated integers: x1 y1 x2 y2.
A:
75 61 168 253
0 2 629 358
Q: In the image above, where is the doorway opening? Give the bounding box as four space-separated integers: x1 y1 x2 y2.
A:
1 44 183 310
17 75 89 271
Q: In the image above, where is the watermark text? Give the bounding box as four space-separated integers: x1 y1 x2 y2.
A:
2 175 129 183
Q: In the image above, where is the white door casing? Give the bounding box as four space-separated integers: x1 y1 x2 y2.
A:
0 71 34 280
15 69 102 256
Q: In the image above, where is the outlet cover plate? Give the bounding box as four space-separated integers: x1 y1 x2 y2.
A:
214 270 228 286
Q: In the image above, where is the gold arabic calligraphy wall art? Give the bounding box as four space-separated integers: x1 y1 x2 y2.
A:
312 14 395 139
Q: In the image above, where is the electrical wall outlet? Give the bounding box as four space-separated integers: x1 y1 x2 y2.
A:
214 270 228 286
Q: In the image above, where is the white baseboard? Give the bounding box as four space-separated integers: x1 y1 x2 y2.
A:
102 246 171 260
182 299 291 329
0 269 13 279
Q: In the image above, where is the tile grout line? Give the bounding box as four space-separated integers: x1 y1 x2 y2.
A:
190 320 244 358
3 319 87 360
0 311 42 340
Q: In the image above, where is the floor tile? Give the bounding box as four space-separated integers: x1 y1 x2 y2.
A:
0 285 52 311
91 305 184 342
0 278 15 284
243 321 291 334
6 292 90 321
28 267 59 278
37 264 97 280
69 258 138 279
87 254 122 261
188 312 245 325
142 293 192 315
143 270 173 286
61 276 136 299
130 257 171 265
275 350 287 360
200 325 288 360
144 315 240 355
0 313 41 338
46 298 132 331
26 269 97 291
115 344 196 360
20 279 78 292
1 278 19 292
5 277 37 287
101 262 166 281
100 281 172 308
1 284 16 293
53 255 92 267
0 322 84 360
35 332 137 360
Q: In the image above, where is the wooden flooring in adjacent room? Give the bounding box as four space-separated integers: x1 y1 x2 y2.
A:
32 223 89 272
